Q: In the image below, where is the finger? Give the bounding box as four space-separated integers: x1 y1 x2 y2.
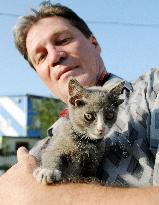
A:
17 146 38 173
17 146 29 163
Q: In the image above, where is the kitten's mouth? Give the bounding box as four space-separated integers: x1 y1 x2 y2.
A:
89 133 105 140
72 129 103 143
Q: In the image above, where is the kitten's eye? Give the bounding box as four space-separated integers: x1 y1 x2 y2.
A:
105 112 114 120
84 113 95 121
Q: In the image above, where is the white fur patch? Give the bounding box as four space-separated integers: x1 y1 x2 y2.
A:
33 167 62 184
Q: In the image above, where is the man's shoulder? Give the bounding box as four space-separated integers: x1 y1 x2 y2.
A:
103 73 133 92
131 67 159 85
107 67 159 88
47 117 69 137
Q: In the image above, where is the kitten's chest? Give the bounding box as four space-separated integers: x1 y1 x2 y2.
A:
73 141 103 165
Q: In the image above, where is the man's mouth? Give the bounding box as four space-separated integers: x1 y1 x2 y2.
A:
57 66 77 80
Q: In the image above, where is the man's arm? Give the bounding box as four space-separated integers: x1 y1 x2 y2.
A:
0 147 158 205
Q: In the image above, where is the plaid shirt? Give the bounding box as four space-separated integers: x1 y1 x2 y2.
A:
31 68 159 187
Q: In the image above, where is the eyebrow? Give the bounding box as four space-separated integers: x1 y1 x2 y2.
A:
29 29 72 64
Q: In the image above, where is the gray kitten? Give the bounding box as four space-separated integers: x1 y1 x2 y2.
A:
32 79 124 184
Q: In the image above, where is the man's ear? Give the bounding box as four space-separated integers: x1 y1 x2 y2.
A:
90 35 101 52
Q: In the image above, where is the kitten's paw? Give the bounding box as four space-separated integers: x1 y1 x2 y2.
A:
33 167 62 184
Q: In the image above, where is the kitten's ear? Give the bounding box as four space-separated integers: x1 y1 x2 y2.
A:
68 78 87 106
68 78 84 96
109 81 125 106
74 99 86 107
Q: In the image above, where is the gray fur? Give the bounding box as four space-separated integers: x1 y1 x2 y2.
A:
32 79 124 184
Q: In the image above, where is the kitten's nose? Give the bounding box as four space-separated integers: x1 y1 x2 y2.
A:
97 127 105 134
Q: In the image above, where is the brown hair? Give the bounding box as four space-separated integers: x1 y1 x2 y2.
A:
13 1 92 68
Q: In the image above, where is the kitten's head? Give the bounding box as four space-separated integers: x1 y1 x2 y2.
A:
68 79 124 140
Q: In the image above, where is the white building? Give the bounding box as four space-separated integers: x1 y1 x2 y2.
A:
0 94 53 173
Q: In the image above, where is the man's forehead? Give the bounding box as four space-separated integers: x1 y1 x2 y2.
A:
28 16 74 36
26 18 73 56
27 27 71 48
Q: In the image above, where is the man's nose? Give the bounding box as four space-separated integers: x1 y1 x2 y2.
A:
48 47 67 67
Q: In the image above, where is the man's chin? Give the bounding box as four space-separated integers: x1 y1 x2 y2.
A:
59 69 79 82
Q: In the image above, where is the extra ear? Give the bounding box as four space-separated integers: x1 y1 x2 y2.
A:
68 78 87 106
109 81 125 106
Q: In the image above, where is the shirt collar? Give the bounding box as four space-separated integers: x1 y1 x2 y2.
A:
96 71 111 86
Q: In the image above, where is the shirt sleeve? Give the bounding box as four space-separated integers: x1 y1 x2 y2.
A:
30 117 67 160
145 68 159 185
147 68 159 155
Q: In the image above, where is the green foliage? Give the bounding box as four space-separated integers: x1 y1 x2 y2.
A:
31 97 66 136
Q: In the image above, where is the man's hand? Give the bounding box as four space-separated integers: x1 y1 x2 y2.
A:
0 146 38 181
0 147 39 205
0 147 158 205
16 146 38 174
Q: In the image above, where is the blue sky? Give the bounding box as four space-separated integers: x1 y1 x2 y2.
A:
1 0 159 98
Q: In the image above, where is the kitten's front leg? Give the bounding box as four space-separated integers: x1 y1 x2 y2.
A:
33 149 63 184
33 167 62 184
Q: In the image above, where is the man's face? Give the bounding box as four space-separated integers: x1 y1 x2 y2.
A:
26 17 105 102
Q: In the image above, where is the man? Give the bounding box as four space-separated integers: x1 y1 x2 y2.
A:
0 1 159 204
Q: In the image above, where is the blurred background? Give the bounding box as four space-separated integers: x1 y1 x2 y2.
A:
0 0 159 173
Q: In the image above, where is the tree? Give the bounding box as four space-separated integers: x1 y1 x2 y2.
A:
29 97 65 137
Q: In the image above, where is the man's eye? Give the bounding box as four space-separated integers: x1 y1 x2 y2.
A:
37 54 46 64
55 38 71 46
